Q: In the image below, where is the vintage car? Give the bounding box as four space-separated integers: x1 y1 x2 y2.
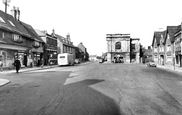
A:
146 61 157 67
113 56 124 63
99 58 104 63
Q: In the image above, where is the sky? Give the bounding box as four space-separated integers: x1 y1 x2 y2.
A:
1 0 182 56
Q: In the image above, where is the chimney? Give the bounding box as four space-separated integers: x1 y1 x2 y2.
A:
17 7 20 21
52 28 55 36
13 6 17 20
66 33 70 41
148 46 151 49
11 6 19 20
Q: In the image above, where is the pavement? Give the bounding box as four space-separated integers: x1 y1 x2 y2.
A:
0 61 92 87
156 64 182 73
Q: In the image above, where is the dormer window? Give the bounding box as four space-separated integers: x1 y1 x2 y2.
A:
0 17 5 23
33 41 40 48
8 20 15 27
12 34 23 43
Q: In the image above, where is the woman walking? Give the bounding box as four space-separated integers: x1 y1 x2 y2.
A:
14 58 21 73
0 59 3 72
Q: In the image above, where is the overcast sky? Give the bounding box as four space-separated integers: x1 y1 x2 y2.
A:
1 0 182 55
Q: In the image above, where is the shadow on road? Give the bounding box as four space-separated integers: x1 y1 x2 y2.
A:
52 79 124 115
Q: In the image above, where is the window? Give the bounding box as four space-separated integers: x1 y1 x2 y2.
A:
0 17 5 23
12 34 22 43
33 41 40 48
8 20 15 27
154 47 157 52
167 45 171 51
115 42 121 49
2 32 5 38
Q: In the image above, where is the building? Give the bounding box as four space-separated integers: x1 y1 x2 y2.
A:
77 42 89 61
56 33 76 58
35 29 57 65
20 22 45 67
152 26 179 66
106 34 140 63
152 31 163 64
0 10 33 68
130 38 140 63
174 25 182 67
89 55 97 61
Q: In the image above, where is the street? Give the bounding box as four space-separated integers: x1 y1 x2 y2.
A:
0 62 182 115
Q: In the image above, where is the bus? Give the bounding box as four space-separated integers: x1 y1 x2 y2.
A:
57 53 75 66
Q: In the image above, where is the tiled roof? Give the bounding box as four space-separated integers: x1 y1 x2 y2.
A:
152 31 163 46
0 34 32 48
35 29 46 37
56 34 65 42
56 34 75 47
0 10 31 39
20 22 44 43
166 26 179 42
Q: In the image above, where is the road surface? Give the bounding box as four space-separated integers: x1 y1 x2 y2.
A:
0 62 182 115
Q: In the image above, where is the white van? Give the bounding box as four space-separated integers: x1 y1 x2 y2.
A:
57 53 75 66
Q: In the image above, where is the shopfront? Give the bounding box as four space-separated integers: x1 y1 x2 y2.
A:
0 44 29 68
31 47 44 67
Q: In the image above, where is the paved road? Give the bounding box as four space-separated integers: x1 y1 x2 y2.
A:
0 62 182 115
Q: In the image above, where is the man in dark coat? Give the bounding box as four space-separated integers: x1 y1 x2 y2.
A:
14 58 21 73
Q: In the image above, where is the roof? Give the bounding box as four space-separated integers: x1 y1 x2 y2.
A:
56 34 75 48
78 42 86 49
144 49 153 56
152 31 163 46
0 10 31 38
166 26 179 43
35 29 46 37
20 22 44 43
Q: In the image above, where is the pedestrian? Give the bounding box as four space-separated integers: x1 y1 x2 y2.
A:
14 58 21 73
0 59 3 72
41 58 44 68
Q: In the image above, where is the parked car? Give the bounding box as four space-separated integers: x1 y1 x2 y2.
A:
146 61 156 67
99 58 104 63
75 59 80 64
113 57 124 63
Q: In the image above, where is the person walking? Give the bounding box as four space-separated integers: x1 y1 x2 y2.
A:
0 59 3 72
41 58 44 68
14 58 21 73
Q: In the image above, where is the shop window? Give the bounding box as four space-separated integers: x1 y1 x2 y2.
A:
115 42 121 49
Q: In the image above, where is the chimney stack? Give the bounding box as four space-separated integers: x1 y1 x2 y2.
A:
17 7 20 21
66 33 70 41
148 46 151 49
52 28 55 36
11 6 20 21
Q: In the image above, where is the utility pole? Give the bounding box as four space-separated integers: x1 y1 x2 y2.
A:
2 0 11 13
